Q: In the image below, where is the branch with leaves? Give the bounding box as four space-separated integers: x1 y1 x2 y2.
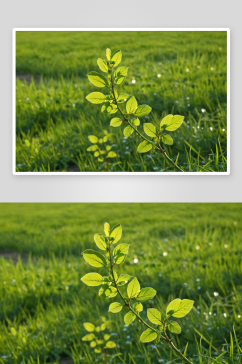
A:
86 48 185 172
81 223 194 363
87 132 117 171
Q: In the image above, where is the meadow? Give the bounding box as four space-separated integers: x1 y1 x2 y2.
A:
0 203 241 363
15 31 228 172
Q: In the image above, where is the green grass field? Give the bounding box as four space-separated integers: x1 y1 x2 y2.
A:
15 31 228 172
0 203 241 363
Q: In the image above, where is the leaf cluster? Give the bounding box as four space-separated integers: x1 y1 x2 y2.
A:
87 132 116 162
82 318 116 354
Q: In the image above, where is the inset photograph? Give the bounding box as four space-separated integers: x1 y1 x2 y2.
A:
13 29 229 174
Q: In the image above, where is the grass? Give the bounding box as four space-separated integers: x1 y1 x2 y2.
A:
0 203 241 363
15 31 228 172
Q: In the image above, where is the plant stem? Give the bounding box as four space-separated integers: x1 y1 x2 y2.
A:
108 240 193 364
109 68 184 172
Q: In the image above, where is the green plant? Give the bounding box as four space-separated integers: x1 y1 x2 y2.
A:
81 222 195 363
86 48 185 172
82 318 118 363
87 131 117 171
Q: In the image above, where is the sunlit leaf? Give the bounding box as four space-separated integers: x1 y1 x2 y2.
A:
106 48 112 60
143 123 157 138
160 114 184 131
124 126 134 138
97 58 109 73
117 274 131 286
110 118 122 127
137 140 153 153
86 92 106 104
87 71 109 88
167 320 181 334
81 273 104 286
134 105 152 117
109 302 123 313
133 302 143 312
111 50 122 67
105 340 116 348
83 249 106 268
110 224 122 244
137 287 157 302
124 311 136 326
94 234 107 250
166 299 194 318
82 333 96 341
127 277 140 298
88 135 99 144
140 329 158 343
126 96 138 114
161 134 173 145
104 222 110 236
147 308 164 325
107 151 117 158
117 93 129 103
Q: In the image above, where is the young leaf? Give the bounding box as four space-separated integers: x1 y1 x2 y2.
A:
137 140 153 153
140 329 158 343
160 115 184 131
95 347 102 353
114 67 129 85
117 93 129 103
127 277 140 298
161 134 173 145
137 287 157 302
94 234 107 250
108 286 118 298
166 299 194 318
90 341 97 347
124 312 136 326
143 123 157 138
110 118 122 127
111 50 122 67
107 151 117 158
106 48 112 60
87 71 109 88
113 243 130 256
81 273 104 286
131 118 140 126
86 92 106 104
110 224 122 244
105 145 112 152
117 274 131 286
105 341 116 348
102 103 118 114
88 135 99 144
98 157 104 162
87 145 99 152
82 249 107 268
84 322 95 332
109 302 123 313
82 333 96 341
134 105 152 117
147 308 164 325
124 126 134 138
126 96 138 114
114 254 126 265
104 334 111 341
97 58 109 73
133 302 143 312
99 284 113 298
167 321 181 334
104 222 110 237
94 151 100 157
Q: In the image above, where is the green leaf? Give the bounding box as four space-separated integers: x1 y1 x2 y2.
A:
133 302 143 312
106 48 112 60
140 329 158 343
124 126 134 138
137 140 153 153
167 321 181 334
104 334 110 341
110 118 122 127
25 140 30 147
160 114 184 131
117 93 129 103
81 273 104 286
82 333 96 341
113 243 130 256
111 50 122 67
124 312 136 326
126 96 138 114
87 145 99 152
131 118 140 126
161 134 173 145
88 135 99 144
147 308 164 325
95 347 102 353
143 123 157 138
10 328 17 336
137 287 157 302
94 152 100 157
94 234 107 250
110 224 122 244
107 151 117 158
115 67 129 85
83 249 107 268
109 302 123 313
127 278 140 298
106 145 112 151
117 274 131 286
105 341 116 348
83 322 95 332
166 299 194 318
134 105 152 117
104 222 110 237
86 92 106 104
109 286 118 298
102 102 118 114
87 71 109 88
90 341 96 347
97 58 109 73
99 284 112 298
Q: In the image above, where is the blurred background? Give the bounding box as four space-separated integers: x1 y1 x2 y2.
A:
15 31 227 172
0 203 241 363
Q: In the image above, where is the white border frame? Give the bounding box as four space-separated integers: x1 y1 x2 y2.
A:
12 28 230 175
